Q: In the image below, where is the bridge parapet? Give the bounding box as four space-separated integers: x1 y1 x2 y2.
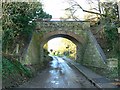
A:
36 21 88 42
36 21 83 29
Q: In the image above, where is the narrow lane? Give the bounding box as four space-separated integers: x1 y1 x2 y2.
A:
19 56 96 88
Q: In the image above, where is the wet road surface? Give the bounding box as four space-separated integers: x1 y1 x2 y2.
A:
19 56 96 88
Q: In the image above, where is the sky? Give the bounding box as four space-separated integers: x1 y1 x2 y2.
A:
41 0 69 20
48 37 63 52
41 0 91 21
41 0 120 21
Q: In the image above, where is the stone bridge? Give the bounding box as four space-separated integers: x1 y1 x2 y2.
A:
23 21 107 71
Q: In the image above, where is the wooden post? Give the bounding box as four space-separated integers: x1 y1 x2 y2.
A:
16 44 19 54
118 1 120 20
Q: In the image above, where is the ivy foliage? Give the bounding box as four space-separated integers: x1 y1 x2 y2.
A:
2 57 32 78
2 57 33 88
2 2 52 54
100 2 120 51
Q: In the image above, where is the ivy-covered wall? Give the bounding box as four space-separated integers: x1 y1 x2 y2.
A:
21 32 42 70
22 31 52 71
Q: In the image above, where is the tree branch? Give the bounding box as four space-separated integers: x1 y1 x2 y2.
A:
66 0 105 17
2 52 20 61
76 4 105 16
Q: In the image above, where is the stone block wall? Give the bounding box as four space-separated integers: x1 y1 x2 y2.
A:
83 38 107 68
21 32 42 70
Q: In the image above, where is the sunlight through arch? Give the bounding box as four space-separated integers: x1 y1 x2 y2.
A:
43 37 77 60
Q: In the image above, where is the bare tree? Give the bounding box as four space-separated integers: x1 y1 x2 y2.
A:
64 0 105 21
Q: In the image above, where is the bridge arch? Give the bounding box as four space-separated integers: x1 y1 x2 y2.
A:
40 30 87 61
40 30 85 45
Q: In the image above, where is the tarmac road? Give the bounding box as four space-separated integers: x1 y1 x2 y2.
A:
18 56 96 88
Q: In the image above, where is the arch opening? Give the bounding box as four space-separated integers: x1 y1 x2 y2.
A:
43 37 77 60
40 31 86 63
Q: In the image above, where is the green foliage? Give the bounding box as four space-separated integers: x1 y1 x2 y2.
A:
98 2 120 79
43 48 52 67
101 2 119 20
99 2 119 53
2 57 33 78
104 24 118 45
61 38 76 59
2 2 52 54
2 57 33 88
